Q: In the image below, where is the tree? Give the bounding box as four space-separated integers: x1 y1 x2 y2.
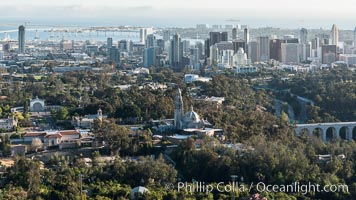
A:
52 107 69 121
92 119 131 155
280 111 289 126
31 138 43 152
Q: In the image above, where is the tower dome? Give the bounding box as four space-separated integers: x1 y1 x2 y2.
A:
184 105 201 122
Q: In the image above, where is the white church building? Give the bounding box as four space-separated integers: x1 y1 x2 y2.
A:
174 88 211 130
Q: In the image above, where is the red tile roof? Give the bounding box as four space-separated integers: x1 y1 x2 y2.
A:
59 130 80 135
24 132 47 137
46 133 62 138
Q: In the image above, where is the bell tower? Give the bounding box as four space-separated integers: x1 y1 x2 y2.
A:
97 108 103 121
174 88 184 129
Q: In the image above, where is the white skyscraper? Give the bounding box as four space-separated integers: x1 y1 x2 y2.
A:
220 49 234 67
234 48 248 66
140 28 153 45
330 24 339 46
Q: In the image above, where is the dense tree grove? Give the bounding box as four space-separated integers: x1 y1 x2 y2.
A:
0 67 355 199
268 68 356 122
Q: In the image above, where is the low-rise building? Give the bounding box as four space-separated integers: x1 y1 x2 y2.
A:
0 117 17 131
71 109 106 129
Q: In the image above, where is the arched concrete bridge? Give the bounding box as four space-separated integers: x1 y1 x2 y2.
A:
294 122 356 142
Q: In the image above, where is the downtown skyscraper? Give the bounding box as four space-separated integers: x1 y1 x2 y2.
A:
232 28 238 41
257 36 270 62
18 25 25 54
330 24 339 46
143 34 157 67
244 28 250 55
300 28 308 45
169 33 183 70
354 27 356 47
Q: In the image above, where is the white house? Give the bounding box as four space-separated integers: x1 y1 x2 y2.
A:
0 117 17 131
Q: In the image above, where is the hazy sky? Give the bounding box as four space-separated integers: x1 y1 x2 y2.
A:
1 0 356 28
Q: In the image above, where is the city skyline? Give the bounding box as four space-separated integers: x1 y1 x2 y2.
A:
1 0 356 28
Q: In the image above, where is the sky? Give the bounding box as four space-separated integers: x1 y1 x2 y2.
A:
1 0 356 29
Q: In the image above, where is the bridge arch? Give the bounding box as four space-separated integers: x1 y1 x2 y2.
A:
295 122 356 142
326 127 337 141
339 126 350 140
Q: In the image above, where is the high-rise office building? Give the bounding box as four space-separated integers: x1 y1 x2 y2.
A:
182 40 190 55
140 28 153 45
322 45 337 65
248 41 258 63
0 51 4 60
195 42 204 60
232 28 238 41
107 38 113 48
169 33 184 69
299 28 309 60
354 27 356 47
204 39 210 61
109 47 120 65
216 41 233 51
119 40 128 51
209 32 228 46
343 40 354 54
156 39 165 54
311 38 320 50
220 49 234 67
270 39 283 62
146 34 156 48
209 44 219 65
143 47 157 67
205 32 228 58
18 25 25 54
330 24 339 46
316 33 330 45
163 30 171 41
244 28 249 55
285 38 299 44
244 28 249 43
3 43 11 52
232 40 246 54
300 28 308 44
257 36 270 62
281 43 302 64
189 47 200 70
